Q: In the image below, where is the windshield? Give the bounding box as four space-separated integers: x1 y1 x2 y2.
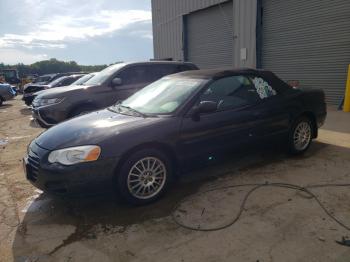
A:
34 76 51 83
114 77 204 115
84 63 126 86
72 74 94 85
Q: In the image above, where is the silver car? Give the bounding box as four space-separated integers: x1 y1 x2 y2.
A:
0 83 16 106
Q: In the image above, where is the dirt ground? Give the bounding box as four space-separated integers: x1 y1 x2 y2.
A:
1 97 350 262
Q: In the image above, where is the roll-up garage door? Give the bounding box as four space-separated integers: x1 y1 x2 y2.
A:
186 1 233 69
261 0 350 105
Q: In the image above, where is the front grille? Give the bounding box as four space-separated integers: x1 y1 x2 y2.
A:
27 150 40 182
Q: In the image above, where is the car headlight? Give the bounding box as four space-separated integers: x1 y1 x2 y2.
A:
35 98 63 107
48 145 101 165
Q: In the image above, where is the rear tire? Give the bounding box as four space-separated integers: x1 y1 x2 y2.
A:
288 116 313 155
116 149 173 205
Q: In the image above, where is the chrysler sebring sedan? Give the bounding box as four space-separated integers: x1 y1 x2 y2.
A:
24 68 327 205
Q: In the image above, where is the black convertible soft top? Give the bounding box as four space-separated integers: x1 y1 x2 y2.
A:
172 67 292 93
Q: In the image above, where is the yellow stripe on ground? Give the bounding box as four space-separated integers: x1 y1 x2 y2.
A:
343 64 350 112
318 129 350 148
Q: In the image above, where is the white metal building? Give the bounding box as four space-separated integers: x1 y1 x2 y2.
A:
151 0 350 105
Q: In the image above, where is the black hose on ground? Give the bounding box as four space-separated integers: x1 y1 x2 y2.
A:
171 182 350 232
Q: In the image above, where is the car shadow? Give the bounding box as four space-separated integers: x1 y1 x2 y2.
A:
20 107 32 116
0 104 13 109
11 140 332 260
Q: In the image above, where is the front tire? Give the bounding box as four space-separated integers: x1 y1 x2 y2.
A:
116 149 173 205
288 116 313 155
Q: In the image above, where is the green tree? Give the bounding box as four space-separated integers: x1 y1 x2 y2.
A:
0 58 109 77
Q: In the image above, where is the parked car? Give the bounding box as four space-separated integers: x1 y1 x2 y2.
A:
0 83 16 106
30 74 97 106
26 72 85 86
70 72 97 86
28 74 57 86
31 61 198 127
24 68 327 205
22 72 86 96
23 74 85 106
22 73 64 92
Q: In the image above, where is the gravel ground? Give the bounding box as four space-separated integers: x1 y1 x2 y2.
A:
1 97 350 262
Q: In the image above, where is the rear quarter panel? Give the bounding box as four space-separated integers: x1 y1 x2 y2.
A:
284 88 327 129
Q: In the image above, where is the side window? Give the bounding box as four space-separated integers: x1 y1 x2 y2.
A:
55 78 66 87
146 65 178 82
118 66 148 85
177 64 196 72
199 76 260 111
61 78 76 86
250 76 277 99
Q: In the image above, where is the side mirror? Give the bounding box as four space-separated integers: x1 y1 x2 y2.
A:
112 77 122 86
191 101 217 121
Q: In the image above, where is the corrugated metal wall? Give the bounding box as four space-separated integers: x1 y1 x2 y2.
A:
232 0 256 68
261 0 350 105
186 1 234 69
152 0 227 61
152 0 257 68
152 0 348 104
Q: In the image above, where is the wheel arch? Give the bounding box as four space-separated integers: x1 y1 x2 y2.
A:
115 142 179 177
296 111 318 138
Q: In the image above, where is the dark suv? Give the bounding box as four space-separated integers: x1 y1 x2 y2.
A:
32 61 198 127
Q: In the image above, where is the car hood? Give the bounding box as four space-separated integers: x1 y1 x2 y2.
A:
24 81 46 88
23 83 47 91
0 83 14 93
0 83 11 89
35 109 162 151
36 84 96 99
33 90 47 96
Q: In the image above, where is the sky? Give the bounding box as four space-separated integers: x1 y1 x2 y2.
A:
0 0 153 65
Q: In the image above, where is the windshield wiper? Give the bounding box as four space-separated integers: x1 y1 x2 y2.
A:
111 104 148 118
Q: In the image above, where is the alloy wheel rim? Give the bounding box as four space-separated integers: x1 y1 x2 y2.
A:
127 157 167 199
293 121 311 151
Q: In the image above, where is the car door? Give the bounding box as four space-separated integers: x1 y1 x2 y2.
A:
178 75 262 159
247 75 290 138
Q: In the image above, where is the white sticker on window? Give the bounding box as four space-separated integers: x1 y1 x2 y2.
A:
252 77 277 99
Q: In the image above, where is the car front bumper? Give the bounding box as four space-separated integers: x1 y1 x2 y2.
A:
23 141 119 195
31 103 68 126
22 93 36 105
31 107 56 127
1 91 15 101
